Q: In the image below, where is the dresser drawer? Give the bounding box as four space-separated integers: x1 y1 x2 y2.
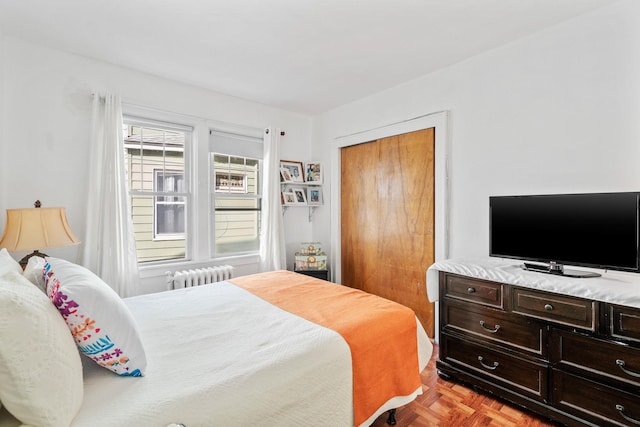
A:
610 304 640 343
512 287 596 331
553 370 640 427
443 300 547 357
440 334 548 401
442 273 504 309
551 329 640 388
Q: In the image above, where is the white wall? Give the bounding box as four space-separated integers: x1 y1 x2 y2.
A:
313 0 640 265
3 1 639 293
0 28 5 219
0 36 315 293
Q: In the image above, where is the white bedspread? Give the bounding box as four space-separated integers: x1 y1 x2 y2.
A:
427 257 640 308
1 281 354 427
1 279 433 427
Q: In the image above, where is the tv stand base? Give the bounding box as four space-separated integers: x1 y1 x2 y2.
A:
522 262 600 278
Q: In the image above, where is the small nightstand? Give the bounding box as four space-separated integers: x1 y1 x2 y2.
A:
294 269 329 281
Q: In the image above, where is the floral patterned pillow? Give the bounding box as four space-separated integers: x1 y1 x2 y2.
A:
44 257 147 377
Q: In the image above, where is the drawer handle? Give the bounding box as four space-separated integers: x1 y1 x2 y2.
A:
616 359 640 378
477 356 499 370
616 404 640 425
544 304 554 311
479 320 501 333
467 287 476 293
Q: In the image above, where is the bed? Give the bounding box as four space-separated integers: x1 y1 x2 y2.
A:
0 256 432 427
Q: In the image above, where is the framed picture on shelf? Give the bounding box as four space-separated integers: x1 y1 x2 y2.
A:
292 187 307 204
304 162 322 184
282 191 297 205
280 167 293 183
280 160 304 182
307 187 323 205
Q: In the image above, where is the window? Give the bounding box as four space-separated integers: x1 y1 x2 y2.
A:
123 118 191 263
210 130 263 256
121 115 264 265
153 170 185 238
214 171 247 193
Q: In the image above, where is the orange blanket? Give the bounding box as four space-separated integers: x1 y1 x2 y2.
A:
230 270 421 425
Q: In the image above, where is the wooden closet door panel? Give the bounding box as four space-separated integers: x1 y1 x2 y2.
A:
341 140 380 293
377 130 435 325
341 128 435 337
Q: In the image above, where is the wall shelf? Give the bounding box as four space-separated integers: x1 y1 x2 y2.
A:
281 181 323 222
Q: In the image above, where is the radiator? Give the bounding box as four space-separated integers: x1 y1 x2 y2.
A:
166 265 234 290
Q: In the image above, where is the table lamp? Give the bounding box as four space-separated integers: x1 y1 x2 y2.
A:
0 200 81 268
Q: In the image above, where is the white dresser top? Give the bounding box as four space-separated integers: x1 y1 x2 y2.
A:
427 257 640 309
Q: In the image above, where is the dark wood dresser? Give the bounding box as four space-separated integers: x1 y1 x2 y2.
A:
437 271 640 426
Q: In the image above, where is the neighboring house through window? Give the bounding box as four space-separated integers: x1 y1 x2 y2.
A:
215 171 247 193
153 169 185 238
123 118 190 263
210 130 263 256
122 116 263 265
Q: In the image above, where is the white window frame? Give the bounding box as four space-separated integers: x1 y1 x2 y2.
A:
121 103 265 279
210 130 264 257
123 115 193 265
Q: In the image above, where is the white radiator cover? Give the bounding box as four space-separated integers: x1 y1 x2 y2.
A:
166 265 234 290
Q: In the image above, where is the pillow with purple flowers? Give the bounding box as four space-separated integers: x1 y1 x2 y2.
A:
44 257 147 377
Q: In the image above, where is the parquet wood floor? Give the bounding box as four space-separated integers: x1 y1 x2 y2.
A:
370 342 560 427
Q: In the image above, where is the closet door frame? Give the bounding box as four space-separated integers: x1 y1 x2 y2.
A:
330 111 450 285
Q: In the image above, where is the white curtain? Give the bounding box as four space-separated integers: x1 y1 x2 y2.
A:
259 127 286 271
82 93 140 297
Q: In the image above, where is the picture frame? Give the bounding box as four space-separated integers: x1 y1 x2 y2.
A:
307 187 323 205
292 187 307 205
280 160 305 183
282 191 297 205
304 162 322 184
280 167 293 183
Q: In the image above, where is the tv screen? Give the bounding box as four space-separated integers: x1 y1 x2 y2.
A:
490 192 640 274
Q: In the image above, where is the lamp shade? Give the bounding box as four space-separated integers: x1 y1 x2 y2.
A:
0 207 80 252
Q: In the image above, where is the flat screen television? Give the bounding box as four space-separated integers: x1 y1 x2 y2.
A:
489 192 640 277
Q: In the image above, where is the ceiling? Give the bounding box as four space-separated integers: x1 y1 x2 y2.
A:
0 0 618 114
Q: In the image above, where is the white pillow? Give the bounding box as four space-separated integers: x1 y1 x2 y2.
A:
23 255 46 292
0 271 83 426
0 248 21 276
44 257 147 376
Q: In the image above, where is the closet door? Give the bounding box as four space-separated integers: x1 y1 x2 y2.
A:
341 128 435 336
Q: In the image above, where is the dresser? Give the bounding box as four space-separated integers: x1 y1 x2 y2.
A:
436 269 640 426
